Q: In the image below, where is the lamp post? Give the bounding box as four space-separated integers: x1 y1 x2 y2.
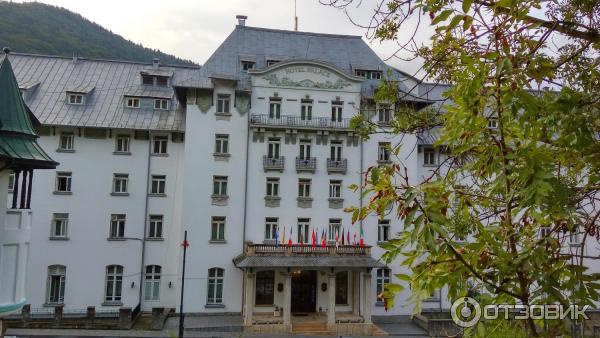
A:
179 231 189 338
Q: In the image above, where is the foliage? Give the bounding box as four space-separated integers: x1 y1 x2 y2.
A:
326 0 600 336
0 2 197 66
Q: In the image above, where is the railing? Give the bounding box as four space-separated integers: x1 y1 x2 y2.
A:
327 158 347 174
263 155 285 171
245 243 370 257
296 157 316 172
250 114 351 130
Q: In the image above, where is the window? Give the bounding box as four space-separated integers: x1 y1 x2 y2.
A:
355 70 367 78
265 217 278 240
300 100 312 121
266 60 279 67
46 265 66 304
488 117 498 129
330 141 343 161
378 105 391 123
51 213 69 238
207 268 224 304
329 180 342 198
211 216 226 241
569 231 580 246
144 265 161 301
298 178 311 198
336 272 348 305
125 97 140 108
376 268 391 301
299 140 312 160
267 138 280 159
266 177 279 197
142 75 154 85
371 71 382 80
8 171 15 192
331 103 343 122
217 94 231 113
105 265 123 303
214 134 229 154
269 98 281 119
540 227 551 238
152 136 168 154
58 133 74 151
241 61 255 71
378 219 390 242
213 176 228 196
115 135 130 153
67 94 83 105
255 270 275 305
55 172 72 193
150 175 166 195
297 218 310 243
148 215 163 239
378 142 391 161
329 219 341 240
109 214 125 239
154 99 169 110
112 174 128 194
155 76 168 87
423 148 436 166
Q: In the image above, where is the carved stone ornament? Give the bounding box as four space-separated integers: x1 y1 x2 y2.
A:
196 91 212 113
262 73 352 90
236 93 250 115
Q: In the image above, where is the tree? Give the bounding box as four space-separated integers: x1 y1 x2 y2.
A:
323 0 600 336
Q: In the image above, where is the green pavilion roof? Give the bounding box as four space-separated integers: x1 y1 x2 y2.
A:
0 51 57 169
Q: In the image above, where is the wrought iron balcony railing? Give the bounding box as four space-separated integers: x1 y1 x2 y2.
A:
327 158 347 174
295 157 316 173
250 114 351 130
263 155 285 172
245 243 371 257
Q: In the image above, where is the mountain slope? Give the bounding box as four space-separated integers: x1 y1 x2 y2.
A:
0 1 197 66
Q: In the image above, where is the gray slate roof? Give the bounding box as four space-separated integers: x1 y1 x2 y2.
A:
9 53 199 131
174 25 425 98
233 255 385 269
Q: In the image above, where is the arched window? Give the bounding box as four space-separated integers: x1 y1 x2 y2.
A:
105 265 123 303
255 270 275 305
207 268 224 305
144 265 161 301
46 265 66 304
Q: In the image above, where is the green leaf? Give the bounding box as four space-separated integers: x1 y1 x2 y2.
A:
462 0 474 12
431 9 453 25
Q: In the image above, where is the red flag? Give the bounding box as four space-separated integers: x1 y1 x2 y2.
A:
359 224 365 247
342 229 345 246
347 230 350 244
288 226 293 247
353 232 357 245
321 229 327 247
311 228 316 247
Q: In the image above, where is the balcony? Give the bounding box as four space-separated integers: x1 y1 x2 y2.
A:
327 158 347 174
295 157 316 173
244 243 371 257
250 114 351 130
263 155 285 172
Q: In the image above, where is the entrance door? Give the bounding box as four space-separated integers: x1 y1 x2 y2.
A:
291 270 317 313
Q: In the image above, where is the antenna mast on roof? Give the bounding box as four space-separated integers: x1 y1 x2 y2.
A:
294 0 298 31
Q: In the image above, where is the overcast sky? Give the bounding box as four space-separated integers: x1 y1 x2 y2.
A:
16 0 431 76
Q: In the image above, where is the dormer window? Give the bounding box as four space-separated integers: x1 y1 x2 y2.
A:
156 77 168 87
241 61 255 72
354 69 382 79
142 75 154 85
67 93 84 105
355 70 366 78
371 71 382 79
266 60 279 67
125 97 140 108
154 99 169 110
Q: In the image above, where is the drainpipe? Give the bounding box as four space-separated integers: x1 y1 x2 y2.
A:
241 99 251 317
359 115 365 317
138 131 152 309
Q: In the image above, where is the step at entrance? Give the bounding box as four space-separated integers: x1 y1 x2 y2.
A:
291 322 330 335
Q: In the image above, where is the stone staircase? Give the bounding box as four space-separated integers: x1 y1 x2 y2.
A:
291 322 330 335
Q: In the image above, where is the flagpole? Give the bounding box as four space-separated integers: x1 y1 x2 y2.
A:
179 230 188 338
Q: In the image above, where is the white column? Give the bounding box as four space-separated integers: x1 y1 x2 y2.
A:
244 271 255 325
362 272 372 324
283 273 292 325
353 271 360 316
328 273 336 325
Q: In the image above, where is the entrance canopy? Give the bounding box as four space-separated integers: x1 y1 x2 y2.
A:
233 243 385 269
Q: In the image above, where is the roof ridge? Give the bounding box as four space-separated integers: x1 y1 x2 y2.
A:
3 52 201 69
240 25 362 39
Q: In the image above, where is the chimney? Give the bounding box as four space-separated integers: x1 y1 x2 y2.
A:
152 58 160 69
236 15 247 27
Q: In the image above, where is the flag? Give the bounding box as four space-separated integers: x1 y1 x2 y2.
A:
281 226 286 246
359 224 365 247
321 229 327 247
342 229 345 246
299 226 304 246
311 227 317 247
288 227 293 247
335 230 339 249
347 230 350 244
353 232 357 245
274 225 279 247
